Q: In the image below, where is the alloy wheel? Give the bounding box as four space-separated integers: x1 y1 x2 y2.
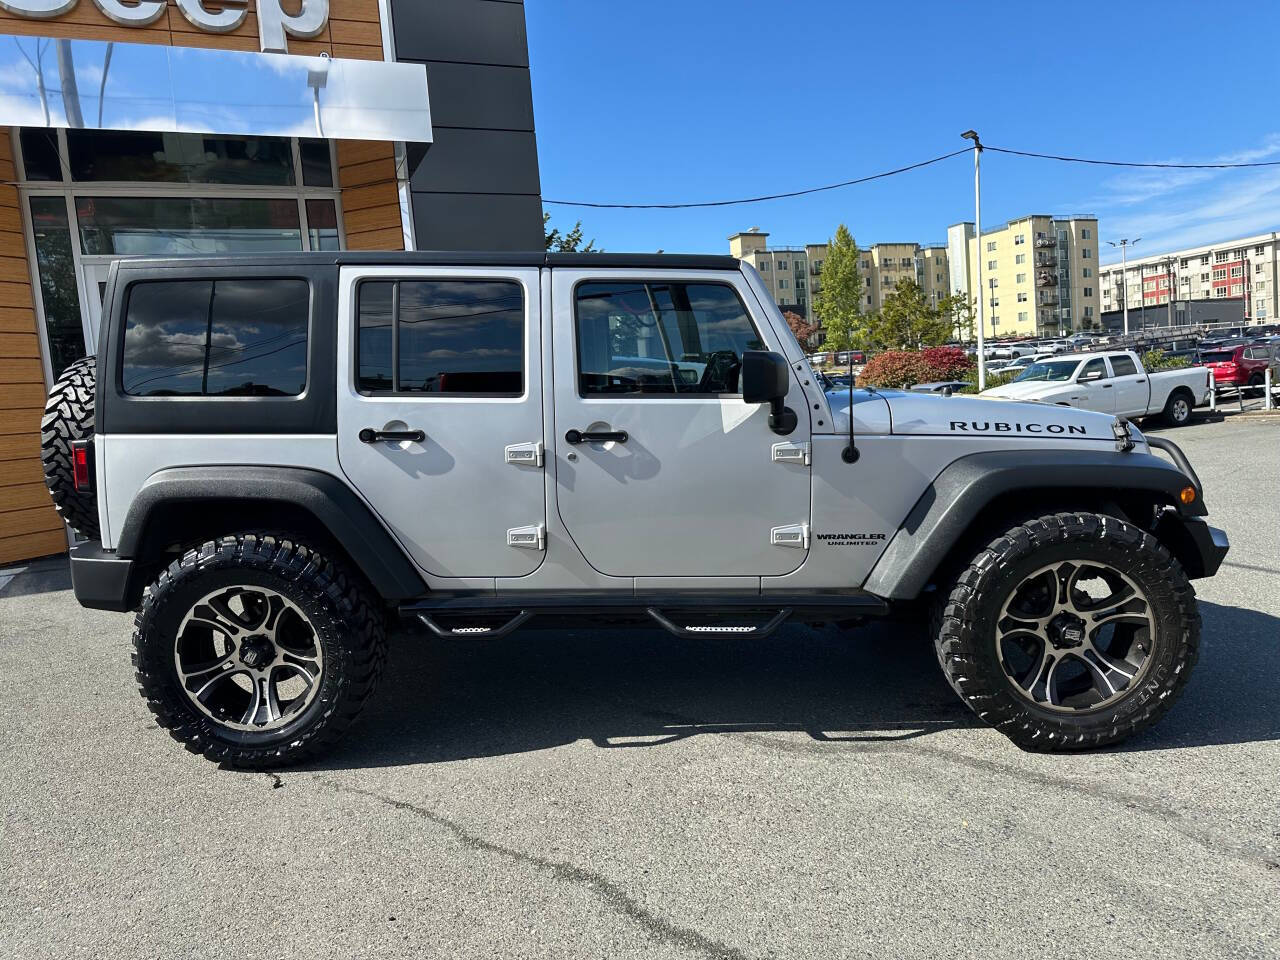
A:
995 560 1155 713
173 585 324 732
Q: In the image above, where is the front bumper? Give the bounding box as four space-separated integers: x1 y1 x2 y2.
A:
69 540 138 612
1186 520 1230 579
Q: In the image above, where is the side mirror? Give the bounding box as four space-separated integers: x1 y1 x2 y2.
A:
1078 368 1104 383
741 350 798 435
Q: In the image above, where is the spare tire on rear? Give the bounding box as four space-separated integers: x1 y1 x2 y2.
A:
41 356 99 540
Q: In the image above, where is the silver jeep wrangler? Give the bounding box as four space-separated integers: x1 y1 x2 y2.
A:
40 252 1229 766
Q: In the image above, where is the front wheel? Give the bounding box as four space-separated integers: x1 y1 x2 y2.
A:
132 533 386 768
935 512 1199 750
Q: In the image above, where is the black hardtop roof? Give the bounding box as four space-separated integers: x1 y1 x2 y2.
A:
111 251 741 272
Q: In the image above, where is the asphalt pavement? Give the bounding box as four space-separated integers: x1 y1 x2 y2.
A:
2 416 1278 959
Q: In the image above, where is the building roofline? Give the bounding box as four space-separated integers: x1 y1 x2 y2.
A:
1097 230 1280 269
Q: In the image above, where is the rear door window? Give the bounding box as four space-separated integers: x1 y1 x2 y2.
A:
356 279 524 395
122 278 309 396
1110 355 1138 376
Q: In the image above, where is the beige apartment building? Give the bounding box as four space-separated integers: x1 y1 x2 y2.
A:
1097 231 1279 325
728 228 949 333
948 214 1102 338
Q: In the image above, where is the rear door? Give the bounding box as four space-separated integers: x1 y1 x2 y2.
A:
548 268 811 578
1107 353 1149 415
335 266 546 579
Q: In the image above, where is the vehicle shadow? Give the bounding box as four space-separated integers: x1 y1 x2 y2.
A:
0 555 71 599
303 600 1280 770
303 616 975 771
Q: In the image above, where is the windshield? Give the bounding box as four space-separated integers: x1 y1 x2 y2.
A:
1012 360 1080 382
1198 351 1235 363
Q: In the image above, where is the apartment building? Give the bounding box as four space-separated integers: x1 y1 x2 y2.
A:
1097 232 1280 326
948 214 1102 338
728 229 949 329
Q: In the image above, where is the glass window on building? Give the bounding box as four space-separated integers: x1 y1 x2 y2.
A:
77 197 303 256
67 131 296 185
28 197 85 377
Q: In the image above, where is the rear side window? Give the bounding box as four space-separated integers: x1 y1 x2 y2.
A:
122 279 309 397
1109 355 1138 376
356 279 524 395
575 280 764 395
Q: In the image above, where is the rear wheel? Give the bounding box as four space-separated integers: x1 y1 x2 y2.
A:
40 356 99 539
132 533 386 768
935 512 1199 750
1161 389 1193 427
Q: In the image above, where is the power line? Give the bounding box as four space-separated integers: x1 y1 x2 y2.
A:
543 142 1280 211
542 148 971 209
984 144 1280 170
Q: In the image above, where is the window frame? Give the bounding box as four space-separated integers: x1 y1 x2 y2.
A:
354 276 528 399
571 277 768 401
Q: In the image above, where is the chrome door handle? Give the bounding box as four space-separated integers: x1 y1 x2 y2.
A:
359 428 425 443
565 429 628 444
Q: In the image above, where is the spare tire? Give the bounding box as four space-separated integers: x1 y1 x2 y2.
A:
41 356 100 540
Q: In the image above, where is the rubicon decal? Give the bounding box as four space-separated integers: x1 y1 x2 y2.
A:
950 421 1088 435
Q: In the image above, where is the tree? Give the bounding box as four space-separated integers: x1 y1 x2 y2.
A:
782 310 819 347
811 224 863 351
543 212 599 252
948 293 976 344
866 277 953 350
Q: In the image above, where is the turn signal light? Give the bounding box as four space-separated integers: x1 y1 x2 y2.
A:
1179 486 1196 505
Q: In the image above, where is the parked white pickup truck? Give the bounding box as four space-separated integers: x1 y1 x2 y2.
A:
981 350 1210 426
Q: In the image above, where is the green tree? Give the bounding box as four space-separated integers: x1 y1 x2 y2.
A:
948 294 976 344
811 224 863 350
867 277 954 350
543 212 599 252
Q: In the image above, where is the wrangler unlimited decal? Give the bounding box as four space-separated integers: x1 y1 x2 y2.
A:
950 421 1088 435
817 533 888 546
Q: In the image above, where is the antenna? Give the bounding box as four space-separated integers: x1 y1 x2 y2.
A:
842 349 860 464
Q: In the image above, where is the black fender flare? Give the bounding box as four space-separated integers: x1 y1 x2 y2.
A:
862 448 1204 601
116 466 426 601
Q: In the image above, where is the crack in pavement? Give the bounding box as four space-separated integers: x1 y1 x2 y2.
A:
636 707 1280 873
316 777 748 960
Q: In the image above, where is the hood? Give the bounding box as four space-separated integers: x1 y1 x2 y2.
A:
883 391 1120 441
979 379 1075 401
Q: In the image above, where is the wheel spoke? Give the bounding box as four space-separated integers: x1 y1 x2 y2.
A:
1084 643 1138 682
1089 598 1149 629
179 651 235 684
193 666 245 702
239 676 263 725
188 594 249 638
1054 562 1079 606
263 676 282 725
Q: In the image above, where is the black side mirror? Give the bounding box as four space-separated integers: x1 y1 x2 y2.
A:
741 350 797 435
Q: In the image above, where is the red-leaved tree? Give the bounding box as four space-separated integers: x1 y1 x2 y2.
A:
858 347 973 389
783 310 819 347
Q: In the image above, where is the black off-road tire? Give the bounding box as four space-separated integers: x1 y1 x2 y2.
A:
40 355 99 539
1160 388 1194 428
132 533 386 768
934 512 1199 751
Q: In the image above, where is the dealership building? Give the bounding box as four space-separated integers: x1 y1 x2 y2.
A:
0 0 543 565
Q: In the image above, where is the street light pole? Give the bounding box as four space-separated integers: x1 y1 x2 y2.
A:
962 130 985 389
1108 238 1140 336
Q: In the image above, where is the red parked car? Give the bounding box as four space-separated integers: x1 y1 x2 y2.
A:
1196 343 1278 387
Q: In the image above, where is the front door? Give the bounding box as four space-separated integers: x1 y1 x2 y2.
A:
550 269 811 578
335 267 547 579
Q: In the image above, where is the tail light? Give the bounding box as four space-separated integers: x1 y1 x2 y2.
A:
71 439 93 492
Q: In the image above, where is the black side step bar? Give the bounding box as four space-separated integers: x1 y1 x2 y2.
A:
401 592 887 640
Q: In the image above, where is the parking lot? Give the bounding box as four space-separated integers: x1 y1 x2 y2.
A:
1 416 1277 960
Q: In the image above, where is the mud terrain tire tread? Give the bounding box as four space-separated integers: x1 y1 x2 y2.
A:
934 512 1199 751
40 355 99 539
132 533 386 768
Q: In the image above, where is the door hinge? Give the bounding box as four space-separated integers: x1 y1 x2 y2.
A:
770 523 810 549
507 523 546 551
505 441 544 468
771 441 811 466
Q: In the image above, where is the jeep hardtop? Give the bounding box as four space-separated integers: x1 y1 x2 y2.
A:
40 251 1229 766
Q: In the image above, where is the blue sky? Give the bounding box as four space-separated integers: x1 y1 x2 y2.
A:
527 1 1280 266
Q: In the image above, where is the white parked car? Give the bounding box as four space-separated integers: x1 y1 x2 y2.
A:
981 350 1211 426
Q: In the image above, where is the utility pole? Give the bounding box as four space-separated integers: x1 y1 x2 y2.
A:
962 130 985 388
1107 238 1140 336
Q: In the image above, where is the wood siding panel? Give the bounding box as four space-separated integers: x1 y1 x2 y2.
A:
0 482 53 514
0 508 63 539
0 310 37 335
340 181 399 213
0 358 45 384
0 333 39 358
0 530 68 567
0 406 40 436
0 384 44 409
0 457 45 487
0 433 40 462
344 225 404 251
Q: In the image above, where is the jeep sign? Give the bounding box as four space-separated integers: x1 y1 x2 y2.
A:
0 0 330 53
